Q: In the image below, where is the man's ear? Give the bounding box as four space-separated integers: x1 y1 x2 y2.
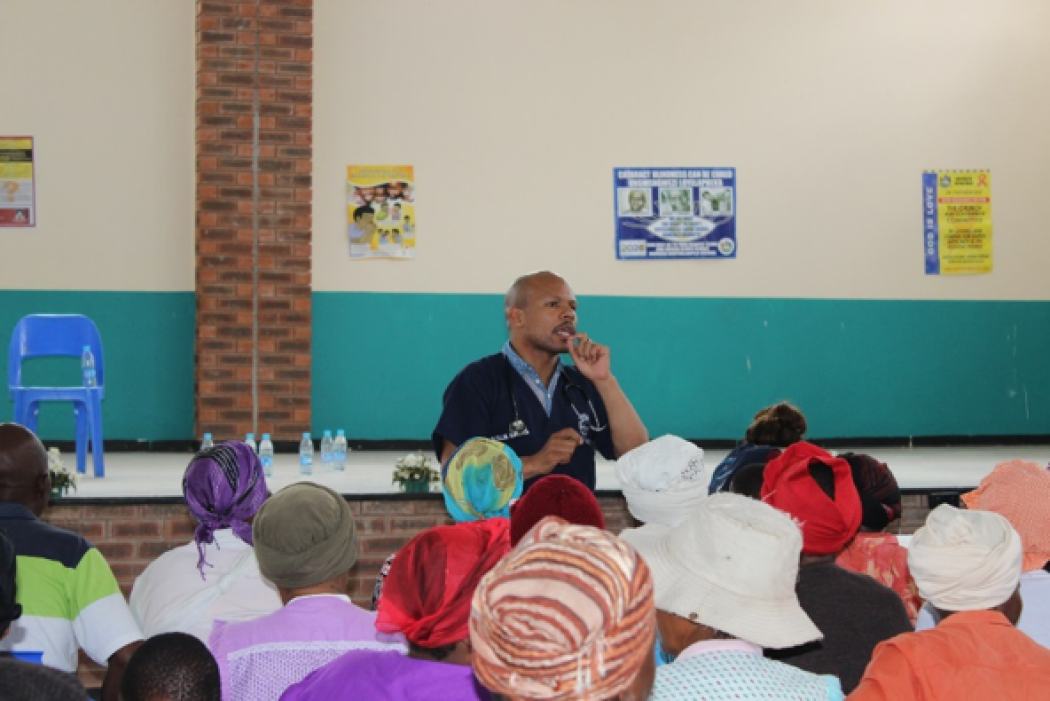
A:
507 307 524 328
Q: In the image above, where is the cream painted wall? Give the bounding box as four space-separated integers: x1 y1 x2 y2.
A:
314 0 1050 300
0 0 194 292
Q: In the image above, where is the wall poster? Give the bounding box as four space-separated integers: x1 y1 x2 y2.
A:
0 137 36 227
347 165 415 259
923 170 992 275
614 167 736 260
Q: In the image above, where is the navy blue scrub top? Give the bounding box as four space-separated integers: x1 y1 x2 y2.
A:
432 353 615 492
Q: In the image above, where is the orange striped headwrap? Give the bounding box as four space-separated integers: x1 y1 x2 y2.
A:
470 516 655 700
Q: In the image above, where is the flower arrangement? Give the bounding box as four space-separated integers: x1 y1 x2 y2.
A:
48 447 78 496
392 451 439 492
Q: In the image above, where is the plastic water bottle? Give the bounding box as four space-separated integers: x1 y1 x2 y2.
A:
259 433 274 477
81 346 97 388
299 432 314 475
200 433 214 450
320 430 334 470
244 433 257 454
333 429 347 472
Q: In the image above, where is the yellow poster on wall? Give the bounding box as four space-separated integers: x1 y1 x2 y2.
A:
347 165 415 260
922 170 992 275
0 136 36 227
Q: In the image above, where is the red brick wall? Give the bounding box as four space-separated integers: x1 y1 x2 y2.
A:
196 0 314 442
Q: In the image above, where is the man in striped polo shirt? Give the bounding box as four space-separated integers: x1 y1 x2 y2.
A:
0 423 142 701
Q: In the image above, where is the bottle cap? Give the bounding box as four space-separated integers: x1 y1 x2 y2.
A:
262 433 271 440
302 432 311 439
83 345 90 352
323 430 332 437
337 429 345 436
246 433 254 440
203 433 212 439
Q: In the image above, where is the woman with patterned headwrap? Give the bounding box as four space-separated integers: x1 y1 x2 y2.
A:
129 442 282 642
371 438 522 609
470 517 656 701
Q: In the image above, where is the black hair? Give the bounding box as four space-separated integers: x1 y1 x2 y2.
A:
0 658 86 701
808 461 836 500
121 632 220 701
744 403 807 447
729 463 767 500
409 641 458 661
353 205 375 221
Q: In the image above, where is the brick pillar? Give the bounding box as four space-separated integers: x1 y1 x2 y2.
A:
195 0 313 442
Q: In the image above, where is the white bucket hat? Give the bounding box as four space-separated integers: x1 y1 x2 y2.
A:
615 435 711 527
620 492 821 650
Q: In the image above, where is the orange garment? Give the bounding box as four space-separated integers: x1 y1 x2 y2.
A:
849 610 1050 700
837 532 923 624
962 459 1050 572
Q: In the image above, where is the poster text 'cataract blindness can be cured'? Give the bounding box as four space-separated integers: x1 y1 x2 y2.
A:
614 167 736 260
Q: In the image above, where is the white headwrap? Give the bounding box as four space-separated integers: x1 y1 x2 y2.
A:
615 435 710 527
909 504 1023 612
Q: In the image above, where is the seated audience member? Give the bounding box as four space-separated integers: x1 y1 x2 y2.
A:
0 423 142 701
1 531 21 639
283 519 509 700
616 435 711 527
208 483 405 701
0 657 88 701
372 438 522 609
852 505 1050 699
121 632 220 701
470 517 656 700
915 459 1050 647
835 452 923 623
762 442 911 693
708 401 806 494
622 493 843 700
130 443 281 641
509 473 604 545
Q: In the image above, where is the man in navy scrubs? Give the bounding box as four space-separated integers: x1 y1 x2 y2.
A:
432 271 648 491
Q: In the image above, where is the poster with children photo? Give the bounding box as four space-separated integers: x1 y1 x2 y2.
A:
347 165 417 260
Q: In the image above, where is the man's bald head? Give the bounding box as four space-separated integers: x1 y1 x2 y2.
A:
0 424 49 512
504 271 568 316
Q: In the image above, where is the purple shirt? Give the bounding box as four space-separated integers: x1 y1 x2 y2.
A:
208 595 406 701
281 649 490 701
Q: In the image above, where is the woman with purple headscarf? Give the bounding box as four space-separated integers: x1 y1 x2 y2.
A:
129 442 281 642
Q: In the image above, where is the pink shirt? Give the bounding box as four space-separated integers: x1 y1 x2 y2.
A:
208 594 406 701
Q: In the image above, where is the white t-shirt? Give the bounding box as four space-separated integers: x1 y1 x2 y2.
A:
915 569 1050 648
130 529 283 642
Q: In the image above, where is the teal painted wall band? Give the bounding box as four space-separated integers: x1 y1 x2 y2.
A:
4 291 1046 442
1 291 195 441
313 292 1050 441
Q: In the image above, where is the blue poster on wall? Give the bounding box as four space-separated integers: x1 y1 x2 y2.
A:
614 167 736 260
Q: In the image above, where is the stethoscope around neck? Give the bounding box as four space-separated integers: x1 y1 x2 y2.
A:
503 355 607 439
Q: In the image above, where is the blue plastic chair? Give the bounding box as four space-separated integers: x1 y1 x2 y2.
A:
8 314 105 477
